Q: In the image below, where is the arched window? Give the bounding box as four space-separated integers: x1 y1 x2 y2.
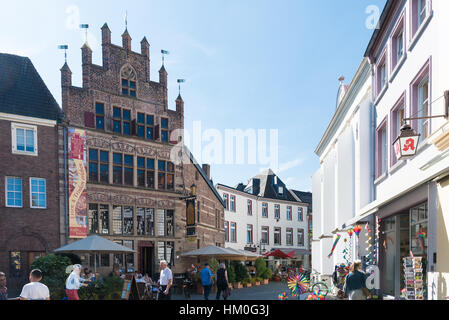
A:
121 64 137 97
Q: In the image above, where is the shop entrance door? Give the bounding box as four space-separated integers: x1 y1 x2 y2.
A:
140 244 154 277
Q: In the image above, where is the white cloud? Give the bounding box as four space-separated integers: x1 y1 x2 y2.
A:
277 158 304 174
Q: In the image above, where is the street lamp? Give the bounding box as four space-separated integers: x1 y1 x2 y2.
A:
190 184 197 197
393 124 420 161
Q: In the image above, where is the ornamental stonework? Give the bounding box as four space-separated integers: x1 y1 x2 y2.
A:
87 192 111 203
136 145 157 157
136 197 157 207
111 194 135 205
86 137 111 149
111 141 135 153
158 199 175 208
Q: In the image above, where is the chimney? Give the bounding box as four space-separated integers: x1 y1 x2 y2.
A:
141 37 150 82
122 29 132 51
81 43 92 88
202 164 211 180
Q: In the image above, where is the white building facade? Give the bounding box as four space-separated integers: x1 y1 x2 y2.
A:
217 170 311 269
313 0 449 300
312 58 373 278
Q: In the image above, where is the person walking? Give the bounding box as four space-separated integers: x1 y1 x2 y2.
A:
19 269 50 300
344 260 369 300
216 263 230 300
0 272 8 300
65 264 89 300
158 260 172 300
200 263 214 300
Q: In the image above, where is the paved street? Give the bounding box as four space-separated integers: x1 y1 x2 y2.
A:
173 282 325 300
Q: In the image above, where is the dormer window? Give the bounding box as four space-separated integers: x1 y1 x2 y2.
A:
120 65 137 97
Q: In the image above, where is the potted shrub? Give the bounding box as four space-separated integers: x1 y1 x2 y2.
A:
232 261 249 290
233 282 243 289
242 278 251 288
254 277 262 286
261 268 272 285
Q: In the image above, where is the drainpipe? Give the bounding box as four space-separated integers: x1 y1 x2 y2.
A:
369 62 376 203
63 124 69 245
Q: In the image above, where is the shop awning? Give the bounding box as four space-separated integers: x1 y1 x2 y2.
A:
341 207 379 230
263 249 294 259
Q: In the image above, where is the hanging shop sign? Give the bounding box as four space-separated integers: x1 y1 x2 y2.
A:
393 124 420 160
68 128 88 238
186 199 196 227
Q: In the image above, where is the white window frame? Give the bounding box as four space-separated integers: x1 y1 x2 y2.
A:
396 30 404 63
30 178 47 209
418 76 430 139
11 123 38 156
5 177 23 208
261 227 269 245
418 0 427 27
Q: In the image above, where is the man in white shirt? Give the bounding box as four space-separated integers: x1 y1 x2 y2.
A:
158 260 172 300
19 269 50 300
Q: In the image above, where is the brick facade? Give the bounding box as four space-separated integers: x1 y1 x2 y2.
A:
0 118 60 293
60 23 224 277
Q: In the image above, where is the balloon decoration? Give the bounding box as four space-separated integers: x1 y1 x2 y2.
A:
365 224 374 265
288 272 310 296
416 231 427 250
347 228 354 238
306 292 326 300
328 234 341 258
353 225 362 237
278 292 288 300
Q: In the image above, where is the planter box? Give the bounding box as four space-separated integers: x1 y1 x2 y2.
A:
243 283 252 288
255 282 261 286
234 283 243 289
263 279 269 285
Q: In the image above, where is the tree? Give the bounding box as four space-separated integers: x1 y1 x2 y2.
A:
31 254 72 300
255 258 267 277
232 261 248 283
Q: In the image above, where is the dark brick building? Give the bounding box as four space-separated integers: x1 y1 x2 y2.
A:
0 53 62 293
60 24 224 276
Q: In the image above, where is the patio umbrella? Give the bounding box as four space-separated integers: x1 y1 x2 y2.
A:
181 245 244 260
263 249 292 259
54 235 135 273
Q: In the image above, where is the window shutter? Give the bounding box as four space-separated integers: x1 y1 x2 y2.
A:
169 130 178 145
84 112 95 128
131 119 137 136
154 124 160 140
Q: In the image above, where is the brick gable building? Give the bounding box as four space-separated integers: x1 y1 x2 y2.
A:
60 24 224 277
0 53 62 294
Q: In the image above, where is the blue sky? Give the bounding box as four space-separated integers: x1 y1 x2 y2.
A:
0 0 385 192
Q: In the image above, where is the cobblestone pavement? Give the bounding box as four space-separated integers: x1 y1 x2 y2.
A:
172 282 338 301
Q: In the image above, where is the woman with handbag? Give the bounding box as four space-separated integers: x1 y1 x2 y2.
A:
344 261 370 300
216 263 230 300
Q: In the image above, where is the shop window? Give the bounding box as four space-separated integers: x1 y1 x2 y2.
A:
410 203 428 256
137 208 154 236
123 206 134 235
112 206 123 235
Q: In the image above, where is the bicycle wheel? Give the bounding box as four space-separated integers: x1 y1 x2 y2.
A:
311 282 329 297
